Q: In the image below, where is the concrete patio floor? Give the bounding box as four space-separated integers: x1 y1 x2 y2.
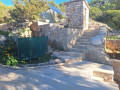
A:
0 61 118 90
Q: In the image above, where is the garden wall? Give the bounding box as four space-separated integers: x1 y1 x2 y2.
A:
105 40 120 52
85 26 112 65
41 23 82 50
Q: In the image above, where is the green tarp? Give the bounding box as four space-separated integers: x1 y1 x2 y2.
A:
18 36 48 60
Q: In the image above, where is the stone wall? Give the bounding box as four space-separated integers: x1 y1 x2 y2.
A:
112 60 120 89
65 0 83 29
65 0 89 30
85 26 112 65
105 40 120 52
86 45 111 65
0 23 11 30
42 23 82 50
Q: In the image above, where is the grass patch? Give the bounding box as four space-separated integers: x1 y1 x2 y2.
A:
22 53 52 64
106 36 119 40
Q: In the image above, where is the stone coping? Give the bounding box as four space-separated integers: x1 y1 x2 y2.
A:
0 63 66 70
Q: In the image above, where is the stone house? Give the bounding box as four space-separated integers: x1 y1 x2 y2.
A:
65 0 90 30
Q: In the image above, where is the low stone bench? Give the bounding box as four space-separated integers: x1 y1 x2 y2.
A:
93 69 114 83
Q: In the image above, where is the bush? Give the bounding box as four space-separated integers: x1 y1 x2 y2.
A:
99 10 120 29
106 36 119 40
0 30 10 37
0 38 18 66
3 56 18 66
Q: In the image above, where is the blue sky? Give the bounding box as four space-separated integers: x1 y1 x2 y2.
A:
0 0 91 6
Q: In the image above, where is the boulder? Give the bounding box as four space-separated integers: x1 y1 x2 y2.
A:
49 60 55 64
54 59 63 64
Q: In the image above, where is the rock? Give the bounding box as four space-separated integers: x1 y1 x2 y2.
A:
51 51 61 58
93 70 113 83
0 35 6 46
49 60 55 64
54 59 62 64
47 46 54 54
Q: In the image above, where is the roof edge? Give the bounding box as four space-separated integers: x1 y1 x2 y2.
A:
64 0 90 9
83 0 90 9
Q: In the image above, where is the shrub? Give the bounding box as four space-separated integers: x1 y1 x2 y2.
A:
0 38 18 66
0 30 10 37
3 56 18 66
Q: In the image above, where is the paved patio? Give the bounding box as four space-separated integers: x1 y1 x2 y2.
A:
0 61 118 90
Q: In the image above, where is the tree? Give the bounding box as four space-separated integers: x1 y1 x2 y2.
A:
89 0 120 30
0 1 13 23
110 0 120 10
90 7 103 20
10 0 49 23
101 3 116 11
100 10 120 29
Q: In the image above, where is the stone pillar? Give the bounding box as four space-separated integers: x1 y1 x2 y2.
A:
113 60 120 90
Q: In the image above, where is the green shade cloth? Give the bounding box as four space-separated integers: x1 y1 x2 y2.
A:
18 36 48 60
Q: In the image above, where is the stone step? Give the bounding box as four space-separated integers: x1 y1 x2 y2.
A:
57 55 83 64
82 34 96 37
79 36 91 39
76 41 92 45
77 38 91 42
93 70 114 83
69 48 87 52
84 31 98 35
73 45 87 49
60 52 83 57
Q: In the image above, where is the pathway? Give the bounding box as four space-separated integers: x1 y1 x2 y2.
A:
0 61 118 90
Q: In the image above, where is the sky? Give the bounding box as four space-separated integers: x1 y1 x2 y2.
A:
0 0 92 6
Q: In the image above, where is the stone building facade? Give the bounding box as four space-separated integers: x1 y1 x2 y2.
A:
65 0 89 30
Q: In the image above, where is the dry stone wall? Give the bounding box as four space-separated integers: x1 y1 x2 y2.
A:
112 60 120 89
42 23 82 50
85 25 112 65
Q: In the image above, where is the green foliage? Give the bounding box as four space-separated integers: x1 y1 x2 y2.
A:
106 36 119 40
3 56 18 66
0 1 13 24
49 0 60 10
90 7 103 20
101 3 116 11
22 53 52 64
0 38 18 66
10 0 50 23
0 30 10 37
40 54 52 63
99 10 120 29
89 0 120 30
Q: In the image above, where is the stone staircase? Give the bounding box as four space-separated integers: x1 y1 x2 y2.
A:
52 22 105 64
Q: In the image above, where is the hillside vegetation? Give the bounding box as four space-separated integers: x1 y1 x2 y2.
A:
89 0 120 30
0 0 120 30
0 0 65 24
0 1 13 23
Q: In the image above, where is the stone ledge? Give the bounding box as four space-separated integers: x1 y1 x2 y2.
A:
93 70 114 83
0 63 66 70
